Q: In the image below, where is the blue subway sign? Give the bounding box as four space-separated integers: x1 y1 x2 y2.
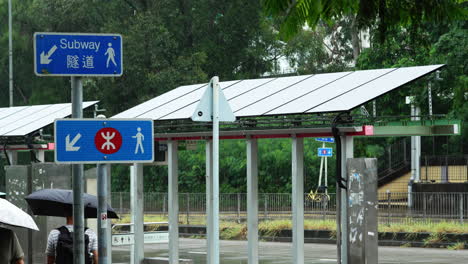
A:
55 119 153 164
34 32 123 77
318 147 333 157
315 138 335 143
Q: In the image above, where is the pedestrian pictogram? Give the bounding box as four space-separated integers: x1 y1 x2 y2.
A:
95 127 123 154
132 127 145 154
55 119 153 164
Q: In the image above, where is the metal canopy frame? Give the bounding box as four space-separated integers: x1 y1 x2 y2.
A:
112 64 464 264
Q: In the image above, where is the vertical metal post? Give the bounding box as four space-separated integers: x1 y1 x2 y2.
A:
8 0 13 107
340 136 353 264
264 194 268 219
237 193 241 224
387 190 391 226
186 193 190 225
106 165 112 263
372 101 376 117
460 193 464 224
292 136 304 264
131 164 144 264
415 107 421 182
71 76 85 264
247 137 259 264
168 140 179 263
206 140 214 264
212 77 220 264
96 114 109 264
97 163 108 264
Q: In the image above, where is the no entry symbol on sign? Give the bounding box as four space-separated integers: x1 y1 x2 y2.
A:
95 127 122 154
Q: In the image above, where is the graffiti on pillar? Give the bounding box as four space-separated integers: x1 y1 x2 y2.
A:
348 171 366 244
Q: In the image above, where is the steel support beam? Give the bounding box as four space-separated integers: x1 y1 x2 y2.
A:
168 140 179 263
247 137 259 264
292 136 304 264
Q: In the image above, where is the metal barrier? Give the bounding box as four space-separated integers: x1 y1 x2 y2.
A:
111 192 467 225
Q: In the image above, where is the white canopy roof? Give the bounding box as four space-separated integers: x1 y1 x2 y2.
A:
114 65 443 120
0 101 98 136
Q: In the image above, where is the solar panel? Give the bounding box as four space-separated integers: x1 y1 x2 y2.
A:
138 81 239 119
0 101 98 137
162 78 275 120
113 64 444 120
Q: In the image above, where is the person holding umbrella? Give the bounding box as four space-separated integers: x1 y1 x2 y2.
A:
25 188 119 264
0 198 39 264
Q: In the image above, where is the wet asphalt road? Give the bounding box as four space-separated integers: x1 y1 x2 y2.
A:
112 238 467 263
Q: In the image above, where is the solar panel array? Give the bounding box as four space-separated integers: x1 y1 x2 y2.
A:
113 65 443 120
0 101 98 137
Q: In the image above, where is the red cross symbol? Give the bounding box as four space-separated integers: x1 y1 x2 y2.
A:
95 127 122 154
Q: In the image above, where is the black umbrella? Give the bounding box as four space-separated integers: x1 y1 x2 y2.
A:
25 189 118 219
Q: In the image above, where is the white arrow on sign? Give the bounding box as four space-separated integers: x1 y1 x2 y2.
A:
65 133 81 151
40 45 58 64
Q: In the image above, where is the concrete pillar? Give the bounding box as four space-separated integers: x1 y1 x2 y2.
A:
131 164 144 264
168 140 179 263
347 158 378 264
292 136 304 264
247 137 258 263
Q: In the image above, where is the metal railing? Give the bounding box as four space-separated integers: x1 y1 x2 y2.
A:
111 192 467 225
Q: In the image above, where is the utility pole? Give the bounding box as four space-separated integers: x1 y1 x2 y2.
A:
9 0 13 106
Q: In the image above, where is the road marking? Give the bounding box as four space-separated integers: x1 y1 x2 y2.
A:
319 259 337 262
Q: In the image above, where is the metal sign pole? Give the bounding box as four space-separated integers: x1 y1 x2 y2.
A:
212 77 220 264
71 76 85 264
96 114 110 264
97 163 108 263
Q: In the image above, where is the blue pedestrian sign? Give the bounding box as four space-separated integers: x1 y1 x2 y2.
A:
55 119 153 164
315 138 335 143
34 32 123 77
318 148 333 157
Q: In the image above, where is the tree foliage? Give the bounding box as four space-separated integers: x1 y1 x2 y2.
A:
262 0 465 41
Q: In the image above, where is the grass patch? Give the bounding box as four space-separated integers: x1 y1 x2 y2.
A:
447 242 466 250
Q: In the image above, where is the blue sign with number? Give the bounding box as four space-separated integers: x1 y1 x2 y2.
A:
315 138 335 143
34 32 123 76
55 119 153 164
318 147 333 157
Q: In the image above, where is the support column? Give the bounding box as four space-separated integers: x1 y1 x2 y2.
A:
6 150 17 165
341 136 353 264
292 136 304 264
34 150 45 162
168 140 179 263
206 140 214 264
131 164 144 264
247 137 259 264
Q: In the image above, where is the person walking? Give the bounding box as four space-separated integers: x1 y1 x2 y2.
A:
0 227 25 264
45 215 98 264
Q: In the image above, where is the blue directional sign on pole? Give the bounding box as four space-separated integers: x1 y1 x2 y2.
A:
315 138 335 143
34 32 123 77
55 119 153 164
318 147 333 157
